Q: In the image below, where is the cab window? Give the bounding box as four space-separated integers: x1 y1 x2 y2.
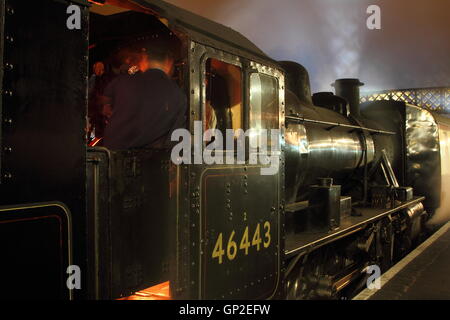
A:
249 73 279 146
204 58 243 135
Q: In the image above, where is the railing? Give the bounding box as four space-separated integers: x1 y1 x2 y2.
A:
360 87 450 113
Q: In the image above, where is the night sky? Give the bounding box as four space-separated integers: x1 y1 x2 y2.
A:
165 0 450 93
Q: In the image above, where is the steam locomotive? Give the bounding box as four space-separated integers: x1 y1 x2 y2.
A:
0 0 449 300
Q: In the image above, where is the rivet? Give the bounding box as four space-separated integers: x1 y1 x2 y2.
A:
5 63 14 71
3 172 12 179
3 90 13 97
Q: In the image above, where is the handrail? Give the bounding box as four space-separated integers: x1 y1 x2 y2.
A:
285 115 396 135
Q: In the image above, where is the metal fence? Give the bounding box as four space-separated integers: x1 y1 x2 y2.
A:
360 87 450 113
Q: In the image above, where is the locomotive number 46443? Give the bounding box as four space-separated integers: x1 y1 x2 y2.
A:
212 222 271 264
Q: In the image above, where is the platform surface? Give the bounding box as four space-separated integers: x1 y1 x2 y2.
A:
354 222 450 300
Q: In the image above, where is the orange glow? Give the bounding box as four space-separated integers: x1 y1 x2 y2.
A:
119 281 171 300
88 137 103 147
88 0 105 5
89 0 153 15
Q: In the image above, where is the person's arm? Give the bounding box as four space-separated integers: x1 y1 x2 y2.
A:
101 78 116 119
172 91 187 130
164 89 187 147
88 74 96 97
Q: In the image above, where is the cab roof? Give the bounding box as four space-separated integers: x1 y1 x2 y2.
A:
90 0 273 63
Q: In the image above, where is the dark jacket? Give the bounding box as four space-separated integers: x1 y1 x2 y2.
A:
103 69 187 150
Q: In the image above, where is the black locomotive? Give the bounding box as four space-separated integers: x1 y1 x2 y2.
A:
0 0 449 300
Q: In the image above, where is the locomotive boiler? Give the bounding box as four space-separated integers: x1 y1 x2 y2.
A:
0 0 449 300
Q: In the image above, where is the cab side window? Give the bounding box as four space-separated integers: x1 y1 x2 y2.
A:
249 73 279 147
204 58 243 135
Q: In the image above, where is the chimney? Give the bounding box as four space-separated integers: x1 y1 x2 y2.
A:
332 78 364 118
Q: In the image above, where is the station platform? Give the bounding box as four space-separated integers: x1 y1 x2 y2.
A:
354 222 450 300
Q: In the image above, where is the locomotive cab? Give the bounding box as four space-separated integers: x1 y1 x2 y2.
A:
84 0 285 300
85 3 187 300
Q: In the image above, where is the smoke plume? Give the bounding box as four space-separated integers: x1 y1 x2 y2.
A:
166 0 450 92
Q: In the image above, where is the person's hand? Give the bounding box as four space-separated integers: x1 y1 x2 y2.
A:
86 116 92 133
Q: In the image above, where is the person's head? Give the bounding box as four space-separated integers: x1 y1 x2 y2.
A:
93 61 105 76
138 40 175 76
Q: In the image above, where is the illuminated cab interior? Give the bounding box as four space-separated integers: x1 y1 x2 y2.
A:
88 0 183 300
88 1 246 148
87 1 185 143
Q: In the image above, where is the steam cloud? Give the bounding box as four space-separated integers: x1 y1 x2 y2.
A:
166 0 450 92
428 128 450 227
428 174 450 227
